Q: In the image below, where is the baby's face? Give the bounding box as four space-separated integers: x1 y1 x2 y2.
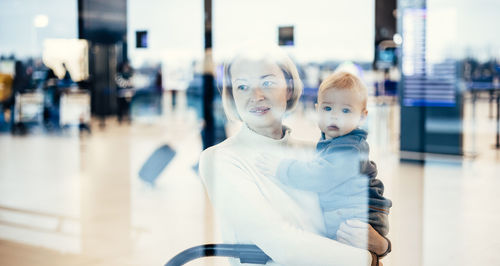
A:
316 88 367 139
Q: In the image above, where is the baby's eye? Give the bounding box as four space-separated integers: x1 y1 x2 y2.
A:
262 81 275 88
236 84 249 91
323 106 332 111
342 108 351 113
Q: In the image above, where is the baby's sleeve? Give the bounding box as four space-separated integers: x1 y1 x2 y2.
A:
276 145 362 193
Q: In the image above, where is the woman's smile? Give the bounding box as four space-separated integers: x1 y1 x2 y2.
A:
249 106 271 115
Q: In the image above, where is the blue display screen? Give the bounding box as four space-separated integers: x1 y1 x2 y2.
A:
401 8 457 107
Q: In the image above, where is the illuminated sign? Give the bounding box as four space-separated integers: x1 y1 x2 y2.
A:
136 31 148 48
401 8 456 107
278 26 294 46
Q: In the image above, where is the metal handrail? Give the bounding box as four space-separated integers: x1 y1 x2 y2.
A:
165 244 272 266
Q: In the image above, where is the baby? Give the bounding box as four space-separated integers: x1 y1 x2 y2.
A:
258 71 392 241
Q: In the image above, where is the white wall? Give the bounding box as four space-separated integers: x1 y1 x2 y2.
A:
127 0 375 66
427 0 500 63
0 0 77 59
213 0 375 63
127 0 204 68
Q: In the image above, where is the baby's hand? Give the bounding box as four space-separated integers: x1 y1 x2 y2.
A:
255 153 281 177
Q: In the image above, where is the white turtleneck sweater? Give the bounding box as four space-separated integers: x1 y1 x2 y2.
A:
199 124 372 266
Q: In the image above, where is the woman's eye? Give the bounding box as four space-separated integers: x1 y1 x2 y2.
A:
262 81 274 88
237 84 248 91
323 106 332 111
342 108 351 113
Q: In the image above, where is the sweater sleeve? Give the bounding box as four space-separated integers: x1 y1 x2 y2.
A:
199 148 372 266
276 145 361 193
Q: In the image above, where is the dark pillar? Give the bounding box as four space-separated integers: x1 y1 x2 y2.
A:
78 0 127 124
202 0 216 149
374 0 397 70
496 93 500 148
77 0 131 257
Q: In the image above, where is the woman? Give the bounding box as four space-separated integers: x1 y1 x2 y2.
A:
199 45 388 266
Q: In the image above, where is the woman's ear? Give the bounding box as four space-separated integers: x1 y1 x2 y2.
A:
286 87 293 100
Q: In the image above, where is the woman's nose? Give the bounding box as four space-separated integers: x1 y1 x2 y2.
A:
250 87 265 102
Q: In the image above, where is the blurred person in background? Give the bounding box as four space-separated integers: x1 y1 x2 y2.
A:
115 61 134 123
43 67 60 130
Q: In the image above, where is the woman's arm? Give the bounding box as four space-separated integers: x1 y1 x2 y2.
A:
200 149 373 266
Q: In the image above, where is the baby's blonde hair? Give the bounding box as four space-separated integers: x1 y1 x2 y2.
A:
318 71 368 110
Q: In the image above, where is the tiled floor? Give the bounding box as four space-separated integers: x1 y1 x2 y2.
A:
0 96 499 266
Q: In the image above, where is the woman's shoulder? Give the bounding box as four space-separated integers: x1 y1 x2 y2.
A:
200 137 237 160
199 137 253 186
199 136 243 171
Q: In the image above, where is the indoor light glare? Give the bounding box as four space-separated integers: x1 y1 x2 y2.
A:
34 15 49 28
393 33 403 45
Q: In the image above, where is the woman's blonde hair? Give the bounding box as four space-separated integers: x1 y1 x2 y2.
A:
221 44 303 121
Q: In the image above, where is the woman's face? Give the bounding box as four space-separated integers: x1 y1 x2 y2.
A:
230 58 290 134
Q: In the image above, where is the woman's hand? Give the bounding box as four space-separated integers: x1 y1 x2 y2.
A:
336 219 389 256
